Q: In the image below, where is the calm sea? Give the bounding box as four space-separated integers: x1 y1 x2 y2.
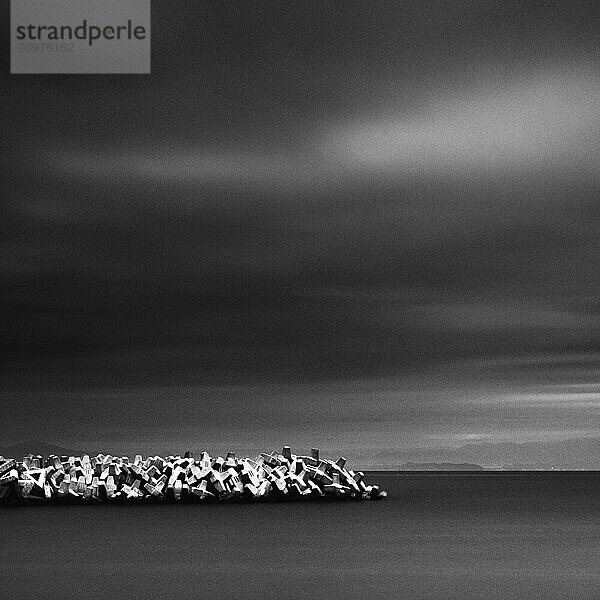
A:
2 472 600 599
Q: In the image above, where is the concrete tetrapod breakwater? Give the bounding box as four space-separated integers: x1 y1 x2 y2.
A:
0 447 387 505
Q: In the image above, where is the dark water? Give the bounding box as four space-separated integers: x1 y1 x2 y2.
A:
2 473 600 599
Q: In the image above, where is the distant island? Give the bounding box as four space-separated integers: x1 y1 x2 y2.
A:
399 462 485 471
375 437 600 470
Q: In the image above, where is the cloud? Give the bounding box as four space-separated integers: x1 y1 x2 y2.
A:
325 65 600 178
36 68 600 192
402 298 597 335
38 147 329 191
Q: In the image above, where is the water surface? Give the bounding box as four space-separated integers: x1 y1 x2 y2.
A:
2 472 600 599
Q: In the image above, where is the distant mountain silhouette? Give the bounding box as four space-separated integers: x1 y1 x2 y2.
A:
376 437 600 470
400 462 485 471
0 441 86 459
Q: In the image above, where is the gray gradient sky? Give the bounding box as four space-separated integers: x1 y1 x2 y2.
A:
2 1 600 463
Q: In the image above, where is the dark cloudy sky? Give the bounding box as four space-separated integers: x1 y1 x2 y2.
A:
2 1 600 464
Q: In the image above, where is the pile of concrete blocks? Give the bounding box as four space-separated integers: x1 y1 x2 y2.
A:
0 458 23 504
0 447 387 505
